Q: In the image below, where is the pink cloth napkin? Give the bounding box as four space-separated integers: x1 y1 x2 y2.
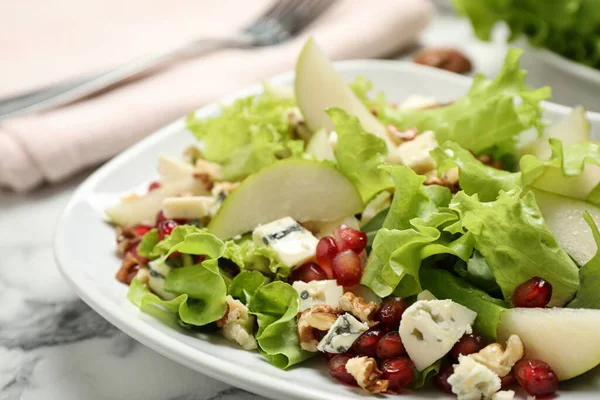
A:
0 0 433 192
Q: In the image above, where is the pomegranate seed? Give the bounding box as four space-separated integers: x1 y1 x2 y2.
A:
324 350 355 360
195 255 206 264
148 181 162 192
512 277 552 308
374 297 409 331
449 333 485 360
333 225 367 254
380 357 414 392
332 250 363 286
433 364 454 394
377 331 406 359
514 359 559 397
156 210 168 225
290 262 328 283
328 355 357 386
132 224 153 237
351 328 385 357
316 237 338 279
501 370 516 389
157 219 178 240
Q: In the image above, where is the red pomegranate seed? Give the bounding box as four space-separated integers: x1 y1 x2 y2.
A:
501 370 516 389
316 237 338 279
377 331 406 359
195 255 206 264
157 219 178 240
512 277 553 308
155 210 168 226
514 359 559 397
333 225 367 254
148 181 162 192
449 333 485 360
328 355 357 386
433 364 454 394
374 297 409 331
290 262 328 283
324 350 355 361
380 357 414 392
132 224 153 237
351 328 385 357
332 250 363 286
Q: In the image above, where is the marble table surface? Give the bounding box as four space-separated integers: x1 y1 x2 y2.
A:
2 11 600 400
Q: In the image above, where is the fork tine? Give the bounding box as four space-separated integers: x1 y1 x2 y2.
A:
276 0 336 35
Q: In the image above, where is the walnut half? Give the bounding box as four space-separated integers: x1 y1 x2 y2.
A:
346 356 389 393
339 292 377 326
413 47 472 74
470 334 525 377
297 305 341 352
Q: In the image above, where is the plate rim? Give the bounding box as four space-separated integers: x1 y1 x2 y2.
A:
53 59 600 400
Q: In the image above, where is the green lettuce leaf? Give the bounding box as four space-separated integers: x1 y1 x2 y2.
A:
454 250 501 296
432 141 522 202
420 266 507 340
248 281 314 369
568 212 600 309
349 76 388 113
229 270 268 304
412 360 442 389
520 138 600 205
186 89 302 181
137 228 159 259
223 236 289 279
152 225 225 260
449 189 580 306
127 259 228 327
379 49 550 158
328 108 393 203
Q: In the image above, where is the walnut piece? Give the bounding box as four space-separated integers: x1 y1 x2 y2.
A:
297 304 341 352
424 169 460 194
115 251 145 284
346 356 389 393
339 292 377 327
470 335 525 377
386 125 418 145
413 48 472 74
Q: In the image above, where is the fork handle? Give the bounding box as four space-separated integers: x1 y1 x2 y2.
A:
0 36 252 121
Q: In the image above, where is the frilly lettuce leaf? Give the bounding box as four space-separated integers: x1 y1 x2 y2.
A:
137 228 159 259
520 138 600 205
432 141 522 202
328 107 393 203
412 360 442 389
248 281 314 369
420 266 507 341
449 189 580 306
151 225 225 260
127 258 228 327
454 250 502 296
350 76 388 113
223 236 289 279
568 212 600 309
379 49 550 158
186 88 302 181
229 270 268 304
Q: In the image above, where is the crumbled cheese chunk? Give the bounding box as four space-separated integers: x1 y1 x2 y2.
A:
329 131 338 150
399 95 439 110
317 313 368 353
492 390 515 400
399 299 477 371
195 158 223 181
162 196 215 220
221 296 257 350
292 280 344 312
252 217 319 267
448 355 501 400
396 130 439 174
147 260 176 301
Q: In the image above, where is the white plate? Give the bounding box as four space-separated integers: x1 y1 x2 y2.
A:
55 60 600 400
531 47 600 87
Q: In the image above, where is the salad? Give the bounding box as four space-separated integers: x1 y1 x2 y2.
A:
106 38 600 400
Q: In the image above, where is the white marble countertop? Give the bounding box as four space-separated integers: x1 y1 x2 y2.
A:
2 10 599 400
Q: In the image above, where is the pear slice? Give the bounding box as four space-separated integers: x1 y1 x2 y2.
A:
306 128 335 162
105 176 209 226
207 159 363 240
532 188 600 266
295 39 401 163
531 163 600 202
497 307 600 380
157 156 195 183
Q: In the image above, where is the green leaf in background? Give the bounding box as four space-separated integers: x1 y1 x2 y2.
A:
379 49 550 158
349 76 388 113
137 228 159 259
362 206 390 248
328 107 393 203
412 360 442 389
449 189 580 306
454 250 502 296
420 266 507 341
223 236 290 279
186 88 301 181
521 138 600 206
229 270 268 304
248 281 314 369
432 141 522 202
152 225 225 260
568 212 600 309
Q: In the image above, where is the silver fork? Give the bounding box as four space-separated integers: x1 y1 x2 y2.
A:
0 0 335 121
